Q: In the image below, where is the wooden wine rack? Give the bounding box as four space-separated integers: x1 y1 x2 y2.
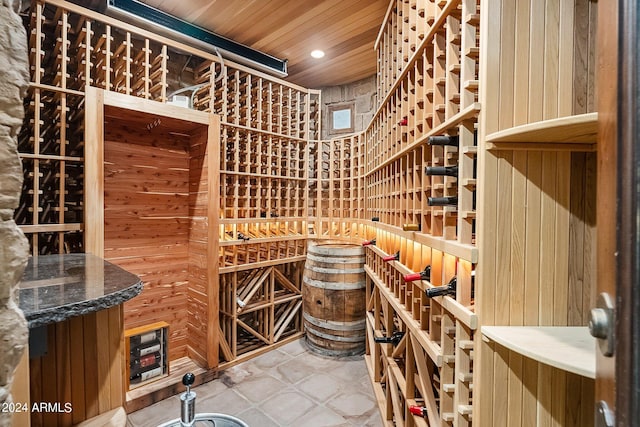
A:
309 133 367 240
18 1 175 256
363 0 480 425
218 263 304 362
125 322 170 391
192 61 317 139
18 0 602 425
19 0 321 420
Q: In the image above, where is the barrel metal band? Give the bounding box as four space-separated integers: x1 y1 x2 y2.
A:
308 245 365 257
302 276 366 290
304 265 365 275
303 311 366 330
305 325 366 343
306 253 366 265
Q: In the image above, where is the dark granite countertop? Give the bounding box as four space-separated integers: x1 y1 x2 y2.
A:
19 254 143 328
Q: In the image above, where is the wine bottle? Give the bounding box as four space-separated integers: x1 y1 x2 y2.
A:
130 366 163 384
373 331 405 346
130 352 161 371
409 405 428 417
426 276 456 298
428 135 459 146
428 196 458 206
362 238 376 247
130 330 160 346
403 265 431 282
382 251 400 262
402 223 420 231
399 117 408 126
237 232 250 241
131 340 161 357
371 216 380 222
424 165 458 177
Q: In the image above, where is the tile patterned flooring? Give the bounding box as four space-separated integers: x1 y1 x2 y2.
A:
127 339 383 427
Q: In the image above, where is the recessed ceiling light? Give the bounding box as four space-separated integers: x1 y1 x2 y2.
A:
311 50 325 59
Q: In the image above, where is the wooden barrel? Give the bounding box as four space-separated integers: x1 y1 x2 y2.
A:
302 242 366 356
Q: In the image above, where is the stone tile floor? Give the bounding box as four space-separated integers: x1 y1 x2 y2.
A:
127 339 383 427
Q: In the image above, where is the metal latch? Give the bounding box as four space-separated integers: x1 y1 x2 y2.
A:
595 400 614 427
588 292 614 357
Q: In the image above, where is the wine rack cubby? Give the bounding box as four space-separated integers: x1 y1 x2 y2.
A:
218 263 304 362
125 322 170 390
309 133 367 240
363 0 480 425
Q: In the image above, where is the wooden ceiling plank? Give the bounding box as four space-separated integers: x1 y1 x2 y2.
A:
139 0 388 87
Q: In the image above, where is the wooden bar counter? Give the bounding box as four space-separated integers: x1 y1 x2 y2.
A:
16 254 142 427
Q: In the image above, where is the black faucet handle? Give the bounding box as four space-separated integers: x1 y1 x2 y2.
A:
182 372 195 388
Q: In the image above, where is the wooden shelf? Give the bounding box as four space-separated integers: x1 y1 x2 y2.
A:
366 102 481 176
485 112 598 151
481 326 596 379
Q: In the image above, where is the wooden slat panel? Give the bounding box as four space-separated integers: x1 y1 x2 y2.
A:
54 321 72 426
477 0 598 425
542 0 560 120
522 357 538 427
83 312 99 419
69 315 86 424
96 309 112 412
29 307 124 426
84 86 105 257
492 345 509 427
553 152 571 326
582 153 597 324
551 369 567 426
108 305 124 411
41 325 58 427
557 0 575 117
523 151 542 328
568 152 586 325
537 364 553 426
538 152 557 326
572 0 590 114
508 151 527 424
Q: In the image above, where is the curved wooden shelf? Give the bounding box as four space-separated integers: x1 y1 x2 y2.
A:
486 112 598 151
482 326 596 379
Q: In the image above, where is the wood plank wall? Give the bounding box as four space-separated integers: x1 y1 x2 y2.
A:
103 121 192 361
476 0 597 425
29 305 124 427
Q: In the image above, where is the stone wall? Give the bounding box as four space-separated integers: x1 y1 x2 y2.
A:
320 75 376 139
0 1 30 425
